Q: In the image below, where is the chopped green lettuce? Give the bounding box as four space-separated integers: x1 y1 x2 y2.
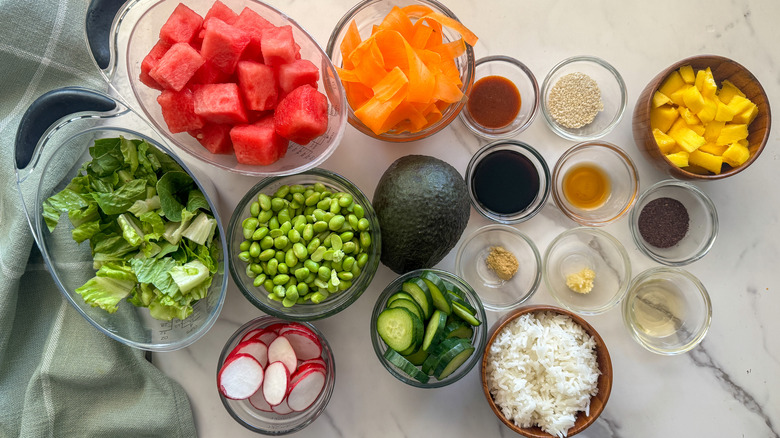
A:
43 136 220 321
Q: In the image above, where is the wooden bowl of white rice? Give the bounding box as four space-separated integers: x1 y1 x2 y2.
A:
481 305 612 437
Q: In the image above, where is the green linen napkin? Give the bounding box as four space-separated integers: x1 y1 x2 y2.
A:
0 1 197 437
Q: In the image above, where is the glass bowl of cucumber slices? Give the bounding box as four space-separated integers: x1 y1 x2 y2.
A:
370 269 487 388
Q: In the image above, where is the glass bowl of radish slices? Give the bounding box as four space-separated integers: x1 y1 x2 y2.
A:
217 316 335 434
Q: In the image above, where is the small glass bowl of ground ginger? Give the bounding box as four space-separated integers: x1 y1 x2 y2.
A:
629 179 718 266
540 56 627 141
456 224 542 311
543 227 631 315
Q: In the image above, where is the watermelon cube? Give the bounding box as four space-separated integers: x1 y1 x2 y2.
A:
204 0 238 25
157 88 204 133
261 25 297 67
274 85 328 145
200 18 251 74
188 59 232 85
237 60 278 111
193 83 248 124
234 7 275 61
149 42 205 91
159 4 203 44
278 59 320 96
189 123 234 154
139 39 171 90
231 117 289 165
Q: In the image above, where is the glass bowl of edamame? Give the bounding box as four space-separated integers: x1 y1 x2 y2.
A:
227 168 381 321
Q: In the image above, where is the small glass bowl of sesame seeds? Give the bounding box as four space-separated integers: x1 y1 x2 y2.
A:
540 56 627 141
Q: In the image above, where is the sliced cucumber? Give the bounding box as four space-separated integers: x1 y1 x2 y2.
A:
433 339 475 380
422 310 447 352
443 320 474 339
384 349 429 384
451 301 481 326
422 338 464 375
443 280 465 299
376 307 424 352
402 279 433 319
446 291 476 314
387 291 416 306
388 297 424 322
421 350 439 375
403 348 429 366
420 272 452 314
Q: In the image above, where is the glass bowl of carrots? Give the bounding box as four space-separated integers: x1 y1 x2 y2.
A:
326 0 477 142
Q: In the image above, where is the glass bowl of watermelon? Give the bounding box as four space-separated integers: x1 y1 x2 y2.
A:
87 0 347 176
325 0 477 142
227 168 381 321
217 316 336 434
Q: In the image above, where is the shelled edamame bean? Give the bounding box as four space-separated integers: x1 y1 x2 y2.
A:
237 183 372 308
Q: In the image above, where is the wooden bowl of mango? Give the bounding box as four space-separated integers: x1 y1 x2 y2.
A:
633 55 771 180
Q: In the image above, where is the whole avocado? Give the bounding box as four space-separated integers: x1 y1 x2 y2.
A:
373 155 470 274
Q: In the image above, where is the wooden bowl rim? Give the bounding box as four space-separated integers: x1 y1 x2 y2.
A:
480 305 613 438
636 54 771 180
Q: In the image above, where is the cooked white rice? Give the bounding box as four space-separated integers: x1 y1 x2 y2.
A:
485 311 600 438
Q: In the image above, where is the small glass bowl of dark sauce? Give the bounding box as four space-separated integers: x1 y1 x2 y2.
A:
465 140 551 223
459 56 539 139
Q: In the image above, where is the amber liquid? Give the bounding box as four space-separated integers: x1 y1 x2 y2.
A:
562 163 611 210
466 75 521 129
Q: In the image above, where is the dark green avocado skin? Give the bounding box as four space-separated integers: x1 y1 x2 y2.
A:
372 155 470 274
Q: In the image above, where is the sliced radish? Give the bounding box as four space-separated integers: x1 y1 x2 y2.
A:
217 353 264 400
262 361 290 406
281 329 322 360
265 322 287 334
231 339 268 368
292 361 325 381
239 328 264 344
248 389 274 412
299 357 326 368
254 328 278 346
268 336 297 373
271 398 294 415
287 370 326 412
278 322 315 338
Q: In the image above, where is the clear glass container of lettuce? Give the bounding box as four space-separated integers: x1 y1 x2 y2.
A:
14 87 228 351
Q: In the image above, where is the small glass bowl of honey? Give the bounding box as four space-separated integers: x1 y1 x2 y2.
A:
551 141 639 226
459 55 540 139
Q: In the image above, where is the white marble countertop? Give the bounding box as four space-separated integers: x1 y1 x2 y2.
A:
154 0 780 437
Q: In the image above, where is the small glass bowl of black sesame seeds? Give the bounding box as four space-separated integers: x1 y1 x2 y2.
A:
540 56 627 141
629 180 718 266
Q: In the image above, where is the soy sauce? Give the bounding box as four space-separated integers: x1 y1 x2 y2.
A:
472 149 540 214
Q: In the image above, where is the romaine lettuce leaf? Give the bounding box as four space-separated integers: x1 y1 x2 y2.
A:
92 178 148 215
156 171 194 221
169 260 209 293
75 276 136 313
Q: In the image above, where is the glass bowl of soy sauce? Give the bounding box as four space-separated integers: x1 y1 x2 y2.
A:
465 140 551 224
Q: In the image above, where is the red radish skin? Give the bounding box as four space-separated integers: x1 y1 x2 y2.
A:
277 322 313 336
239 327 264 344
287 370 326 412
298 357 326 369
267 335 298 374
280 329 322 360
262 361 290 406
217 353 264 400
231 339 269 369
254 329 278 346
291 363 325 386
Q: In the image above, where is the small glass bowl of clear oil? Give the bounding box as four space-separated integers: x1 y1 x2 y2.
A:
622 267 712 355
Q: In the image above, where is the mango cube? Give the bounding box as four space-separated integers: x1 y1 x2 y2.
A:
689 149 723 174
696 97 718 124
669 120 707 153
679 65 695 84
652 91 672 108
666 151 690 167
682 85 705 113
650 105 679 133
669 84 692 107
653 128 677 153
659 71 686 99
714 101 736 122
716 124 748 145
678 106 700 125
703 121 725 143
718 80 745 104
722 143 750 167
727 95 755 115
699 142 728 155
732 101 759 125
695 68 717 97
